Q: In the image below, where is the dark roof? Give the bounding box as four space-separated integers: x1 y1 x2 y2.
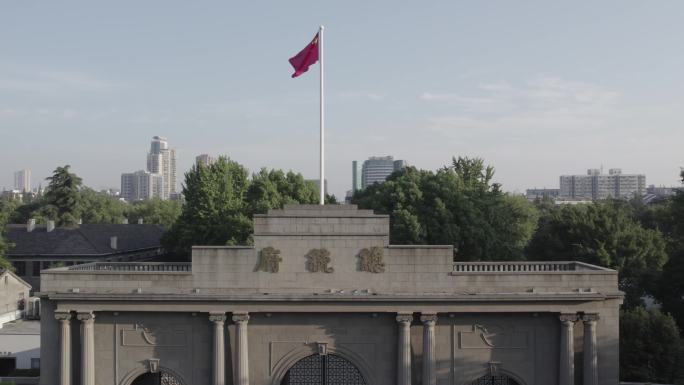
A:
5 224 164 256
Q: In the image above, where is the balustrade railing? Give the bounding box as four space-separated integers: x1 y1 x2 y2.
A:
68 262 191 272
452 261 603 273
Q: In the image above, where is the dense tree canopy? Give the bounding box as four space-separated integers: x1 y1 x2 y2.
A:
353 157 539 261
620 307 684 383
42 165 83 226
527 200 667 308
127 199 181 229
163 157 320 256
0 200 13 271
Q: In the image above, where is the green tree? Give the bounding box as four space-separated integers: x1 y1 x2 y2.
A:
353 157 539 261
42 165 82 226
526 200 667 308
654 170 684 331
128 199 181 229
620 307 684 383
78 188 128 224
164 157 323 257
0 200 14 271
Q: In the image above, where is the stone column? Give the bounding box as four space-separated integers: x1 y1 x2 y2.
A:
559 313 578 385
420 313 437 385
210 313 227 385
582 313 600 385
396 313 413 385
78 312 96 385
232 312 250 385
55 312 72 385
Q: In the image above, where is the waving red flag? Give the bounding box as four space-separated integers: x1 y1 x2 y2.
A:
289 33 319 78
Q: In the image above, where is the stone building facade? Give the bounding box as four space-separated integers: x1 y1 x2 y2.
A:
38 205 622 385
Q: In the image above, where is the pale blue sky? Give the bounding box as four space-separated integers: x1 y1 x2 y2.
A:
1 1 683 198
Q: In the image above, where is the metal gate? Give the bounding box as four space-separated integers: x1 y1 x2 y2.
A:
281 354 366 385
472 374 520 385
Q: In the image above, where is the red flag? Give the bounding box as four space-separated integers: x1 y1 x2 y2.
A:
289 33 319 78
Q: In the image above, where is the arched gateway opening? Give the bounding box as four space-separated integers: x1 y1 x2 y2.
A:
281 354 367 385
472 374 521 385
130 370 183 385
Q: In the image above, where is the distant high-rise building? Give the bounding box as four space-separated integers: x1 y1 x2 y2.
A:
195 154 216 166
355 156 407 190
559 168 646 200
146 136 177 200
352 161 363 193
121 171 164 201
13 169 31 192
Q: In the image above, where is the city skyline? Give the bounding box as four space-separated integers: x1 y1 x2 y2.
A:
1 2 684 198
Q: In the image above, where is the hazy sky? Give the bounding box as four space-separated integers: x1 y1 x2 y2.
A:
1 1 683 198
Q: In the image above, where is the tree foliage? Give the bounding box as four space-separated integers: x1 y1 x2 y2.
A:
353 156 539 261
42 165 83 226
163 157 320 256
78 187 128 224
527 200 667 308
620 307 684 384
127 199 181 229
0 200 13 271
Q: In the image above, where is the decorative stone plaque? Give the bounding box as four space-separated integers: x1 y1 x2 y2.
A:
258 247 283 273
359 247 385 273
306 248 334 273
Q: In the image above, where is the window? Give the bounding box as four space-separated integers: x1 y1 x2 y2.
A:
32 261 41 277
30 358 40 369
11 261 26 276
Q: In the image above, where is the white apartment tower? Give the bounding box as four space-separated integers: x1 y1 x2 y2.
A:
560 168 646 200
13 169 31 192
146 136 177 200
120 170 164 201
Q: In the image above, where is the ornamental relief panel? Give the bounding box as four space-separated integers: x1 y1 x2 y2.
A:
121 323 188 347
258 246 283 273
459 324 529 349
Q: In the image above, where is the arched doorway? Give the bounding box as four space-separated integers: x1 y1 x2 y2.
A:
471 374 521 385
131 370 183 385
281 354 367 385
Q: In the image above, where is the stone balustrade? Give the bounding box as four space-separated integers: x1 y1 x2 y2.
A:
68 262 191 272
452 261 610 273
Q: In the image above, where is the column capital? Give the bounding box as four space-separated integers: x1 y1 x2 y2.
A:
582 313 600 322
77 312 95 322
396 313 413 324
232 312 250 324
559 313 578 323
420 313 438 325
209 313 227 323
55 311 72 321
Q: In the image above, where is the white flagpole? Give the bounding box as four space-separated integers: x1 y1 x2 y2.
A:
319 25 325 205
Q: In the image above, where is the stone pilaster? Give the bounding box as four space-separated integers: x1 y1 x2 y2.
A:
559 313 578 385
232 312 250 385
582 313 600 385
396 313 413 385
210 313 227 385
420 313 437 385
55 312 72 385
77 312 96 385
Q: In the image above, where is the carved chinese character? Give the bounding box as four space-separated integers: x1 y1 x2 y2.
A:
258 247 282 273
306 248 334 273
359 247 385 273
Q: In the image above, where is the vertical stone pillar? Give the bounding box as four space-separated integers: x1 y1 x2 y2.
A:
396 313 413 385
55 311 72 385
559 313 578 385
210 313 227 385
232 312 250 385
582 313 600 385
420 313 437 385
77 312 96 385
